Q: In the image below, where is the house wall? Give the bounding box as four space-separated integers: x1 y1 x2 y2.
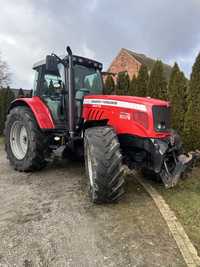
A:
107 50 142 82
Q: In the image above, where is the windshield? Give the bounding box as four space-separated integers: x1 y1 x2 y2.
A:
74 65 103 94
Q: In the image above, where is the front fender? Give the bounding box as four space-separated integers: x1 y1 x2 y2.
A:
9 96 55 129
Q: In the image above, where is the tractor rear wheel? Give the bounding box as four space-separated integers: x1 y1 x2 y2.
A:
84 126 125 203
5 106 50 171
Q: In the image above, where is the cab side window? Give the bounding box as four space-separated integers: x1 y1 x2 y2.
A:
40 74 63 97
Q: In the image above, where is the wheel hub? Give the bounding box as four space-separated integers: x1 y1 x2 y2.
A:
10 121 28 160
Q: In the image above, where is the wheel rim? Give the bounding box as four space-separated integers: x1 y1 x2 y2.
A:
10 121 28 160
87 148 94 187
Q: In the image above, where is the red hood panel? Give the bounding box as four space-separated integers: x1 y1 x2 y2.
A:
83 95 170 139
84 95 170 107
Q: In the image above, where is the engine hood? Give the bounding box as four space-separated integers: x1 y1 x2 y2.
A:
83 95 171 139
84 95 170 108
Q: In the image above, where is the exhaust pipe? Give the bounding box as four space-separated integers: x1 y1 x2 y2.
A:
66 46 75 139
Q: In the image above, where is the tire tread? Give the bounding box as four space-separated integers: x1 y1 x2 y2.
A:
84 126 125 203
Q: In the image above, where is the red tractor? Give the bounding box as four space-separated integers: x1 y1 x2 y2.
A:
4 47 192 203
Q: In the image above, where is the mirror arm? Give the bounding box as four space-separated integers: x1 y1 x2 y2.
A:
51 53 68 67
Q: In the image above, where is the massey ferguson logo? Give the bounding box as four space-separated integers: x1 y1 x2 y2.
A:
83 99 147 112
85 99 118 105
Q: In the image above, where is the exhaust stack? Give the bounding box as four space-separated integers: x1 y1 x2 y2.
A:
66 46 75 139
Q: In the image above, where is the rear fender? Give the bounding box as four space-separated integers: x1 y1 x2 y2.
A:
9 96 55 129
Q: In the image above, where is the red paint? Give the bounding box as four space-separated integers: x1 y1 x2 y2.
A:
11 94 170 139
83 95 170 139
11 96 55 129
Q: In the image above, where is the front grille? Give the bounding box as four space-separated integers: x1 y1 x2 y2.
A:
152 105 171 132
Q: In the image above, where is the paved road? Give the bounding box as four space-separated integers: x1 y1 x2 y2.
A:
0 145 186 267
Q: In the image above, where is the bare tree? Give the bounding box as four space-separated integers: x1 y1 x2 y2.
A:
0 53 11 87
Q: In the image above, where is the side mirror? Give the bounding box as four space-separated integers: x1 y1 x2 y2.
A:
46 55 58 72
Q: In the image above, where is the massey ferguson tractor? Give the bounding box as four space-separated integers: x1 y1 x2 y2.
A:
4 46 193 203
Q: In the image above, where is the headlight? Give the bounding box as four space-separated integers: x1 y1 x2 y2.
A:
157 122 166 130
152 105 171 132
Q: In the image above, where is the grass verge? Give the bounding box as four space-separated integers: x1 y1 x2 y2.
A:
154 168 200 256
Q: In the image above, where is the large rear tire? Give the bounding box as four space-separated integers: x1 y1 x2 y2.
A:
5 106 50 171
84 126 125 203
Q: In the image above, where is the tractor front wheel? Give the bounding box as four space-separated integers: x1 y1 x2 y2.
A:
5 106 50 171
84 126 125 203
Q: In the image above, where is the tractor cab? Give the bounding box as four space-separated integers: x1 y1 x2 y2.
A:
32 52 103 129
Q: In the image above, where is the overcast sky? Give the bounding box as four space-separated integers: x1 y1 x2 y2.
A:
0 0 200 89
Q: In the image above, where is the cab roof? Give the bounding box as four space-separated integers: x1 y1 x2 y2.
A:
33 55 103 70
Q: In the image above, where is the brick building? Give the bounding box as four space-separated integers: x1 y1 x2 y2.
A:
105 48 172 82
